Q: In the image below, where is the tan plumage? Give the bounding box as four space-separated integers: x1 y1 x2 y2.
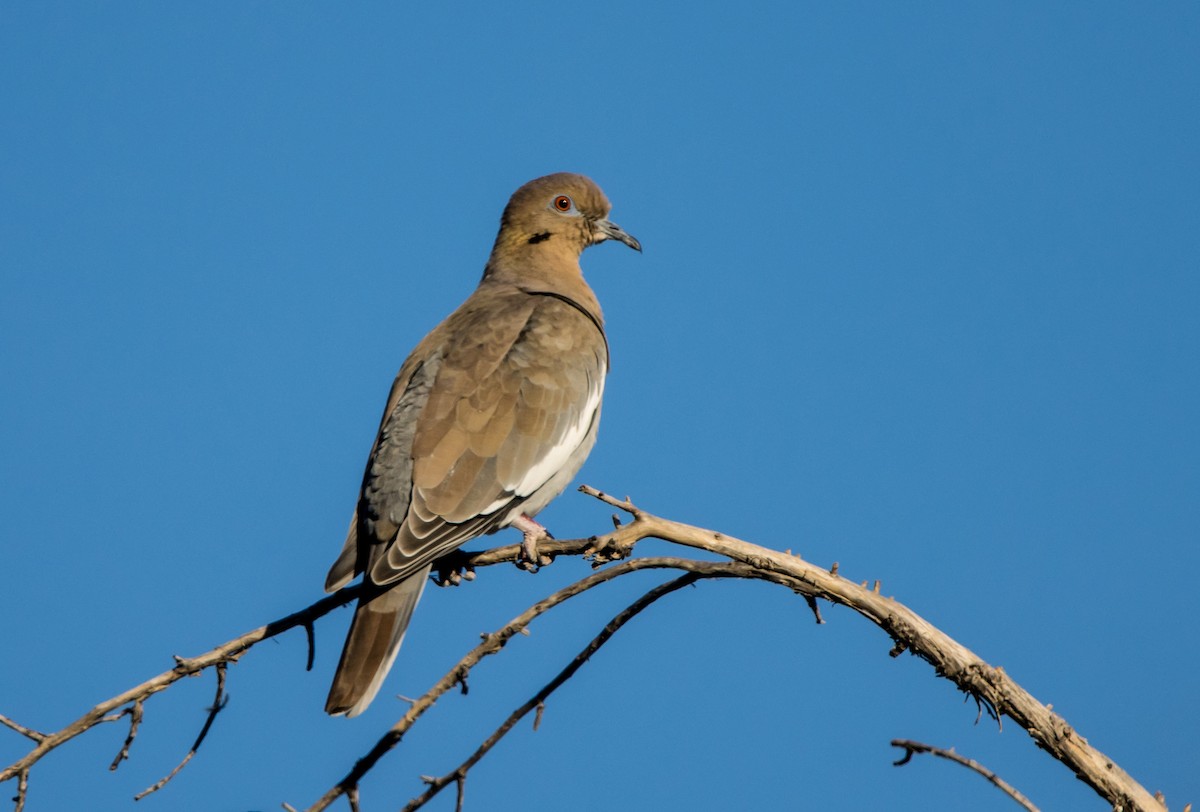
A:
325 173 640 716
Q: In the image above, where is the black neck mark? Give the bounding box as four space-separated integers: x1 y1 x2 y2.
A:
527 231 552 245
521 288 610 366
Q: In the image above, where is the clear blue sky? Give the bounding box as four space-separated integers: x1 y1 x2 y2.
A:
2 4 1197 810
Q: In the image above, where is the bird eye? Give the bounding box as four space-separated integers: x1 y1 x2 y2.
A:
553 195 573 213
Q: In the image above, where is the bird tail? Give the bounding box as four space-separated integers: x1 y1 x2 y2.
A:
325 566 430 717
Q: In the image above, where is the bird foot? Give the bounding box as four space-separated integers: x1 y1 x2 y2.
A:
510 514 554 572
431 549 477 587
584 533 634 565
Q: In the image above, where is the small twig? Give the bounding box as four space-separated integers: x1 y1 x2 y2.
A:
892 739 1040 812
454 773 465 812
0 716 44 744
108 699 145 771
12 768 28 812
803 594 824 624
578 484 637 513
2 586 360 792
400 572 708 811
964 686 1001 728
304 621 316 672
134 663 229 800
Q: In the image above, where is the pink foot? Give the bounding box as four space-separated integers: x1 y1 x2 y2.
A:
510 513 553 571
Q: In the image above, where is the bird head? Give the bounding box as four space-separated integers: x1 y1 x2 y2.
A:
492 173 641 261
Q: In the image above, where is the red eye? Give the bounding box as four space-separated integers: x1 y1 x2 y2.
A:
553 195 573 212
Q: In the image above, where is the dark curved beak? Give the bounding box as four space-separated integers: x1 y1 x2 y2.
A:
594 218 642 252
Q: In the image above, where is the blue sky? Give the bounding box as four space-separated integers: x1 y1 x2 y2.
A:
2 3 1197 810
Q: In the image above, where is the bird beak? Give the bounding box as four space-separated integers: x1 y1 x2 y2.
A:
593 218 642 252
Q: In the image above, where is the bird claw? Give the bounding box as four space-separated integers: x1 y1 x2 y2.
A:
431 549 477 587
584 534 633 565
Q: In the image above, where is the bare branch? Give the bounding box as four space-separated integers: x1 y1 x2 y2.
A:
0 716 44 744
12 769 27 812
0 488 1167 812
892 739 1040 812
108 699 144 771
1 586 360 792
304 621 316 672
302 557 766 811
134 663 229 800
573 487 1164 812
400 572 709 811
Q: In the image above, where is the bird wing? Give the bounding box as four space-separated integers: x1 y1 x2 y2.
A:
330 287 606 590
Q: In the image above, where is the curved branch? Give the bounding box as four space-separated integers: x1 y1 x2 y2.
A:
0 586 362 792
401 571 711 811
892 739 1040 812
574 486 1164 812
1 487 1167 812
302 557 767 812
134 662 229 800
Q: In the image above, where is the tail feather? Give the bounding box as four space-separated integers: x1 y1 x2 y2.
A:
325 566 430 717
324 516 359 593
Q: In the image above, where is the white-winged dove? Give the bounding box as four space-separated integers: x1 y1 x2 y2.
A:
324 173 640 716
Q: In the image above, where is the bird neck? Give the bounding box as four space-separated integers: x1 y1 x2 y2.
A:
481 241 603 324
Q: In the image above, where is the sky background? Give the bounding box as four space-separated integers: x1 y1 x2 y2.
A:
2 4 1198 811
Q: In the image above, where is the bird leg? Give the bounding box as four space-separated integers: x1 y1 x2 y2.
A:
510 513 554 571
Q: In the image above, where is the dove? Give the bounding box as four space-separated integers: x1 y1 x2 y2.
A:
324 173 640 716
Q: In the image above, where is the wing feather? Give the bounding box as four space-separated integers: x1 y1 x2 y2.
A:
357 289 606 587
